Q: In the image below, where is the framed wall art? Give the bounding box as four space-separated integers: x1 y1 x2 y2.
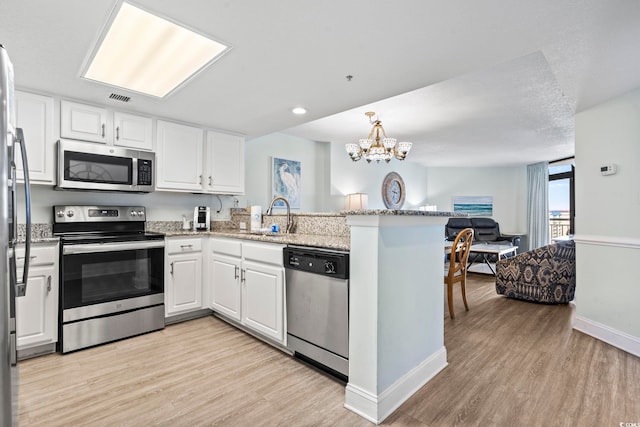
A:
452 196 493 216
272 157 301 209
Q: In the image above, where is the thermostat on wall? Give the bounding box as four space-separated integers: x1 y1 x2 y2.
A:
600 164 617 176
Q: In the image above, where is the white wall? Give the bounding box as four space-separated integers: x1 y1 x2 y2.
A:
243 134 529 235
241 133 327 212
19 185 238 224
575 90 640 238
573 87 640 354
426 167 527 234
329 142 430 211
243 132 431 213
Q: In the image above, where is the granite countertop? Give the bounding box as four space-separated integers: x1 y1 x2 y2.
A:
163 230 350 251
342 209 465 216
16 236 60 244
16 224 58 244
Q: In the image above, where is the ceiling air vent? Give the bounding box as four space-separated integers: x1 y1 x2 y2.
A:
108 93 131 103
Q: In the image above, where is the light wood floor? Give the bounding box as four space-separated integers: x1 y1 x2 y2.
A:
18 274 640 426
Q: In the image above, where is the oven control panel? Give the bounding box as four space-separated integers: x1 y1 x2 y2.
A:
53 206 147 223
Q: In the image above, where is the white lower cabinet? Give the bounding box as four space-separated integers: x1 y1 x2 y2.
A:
210 252 242 321
15 243 59 352
209 238 285 344
165 237 203 317
242 260 284 342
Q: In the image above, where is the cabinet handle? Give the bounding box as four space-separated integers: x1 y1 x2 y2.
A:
234 265 239 280
116 126 120 140
47 275 52 293
180 244 193 250
199 175 203 185
241 268 245 283
209 176 212 186
17 255 36 261
170 262 174 275
101 123 105 138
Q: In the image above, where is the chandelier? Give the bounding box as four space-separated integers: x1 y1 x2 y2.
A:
345 112 412 163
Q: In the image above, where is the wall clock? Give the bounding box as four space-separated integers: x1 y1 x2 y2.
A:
381 172 406 209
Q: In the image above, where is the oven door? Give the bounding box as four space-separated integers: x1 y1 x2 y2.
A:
61 240 164 320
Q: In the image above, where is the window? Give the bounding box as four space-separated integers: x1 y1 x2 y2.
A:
549 160 575 238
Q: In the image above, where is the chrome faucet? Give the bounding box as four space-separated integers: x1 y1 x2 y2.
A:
266 196 293 234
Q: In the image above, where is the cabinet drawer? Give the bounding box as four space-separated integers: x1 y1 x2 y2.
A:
16 244 58 267
166 237 202 254
210 238 242 257
243 242 284 266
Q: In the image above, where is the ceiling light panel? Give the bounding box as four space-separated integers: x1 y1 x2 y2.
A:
82 2 230 98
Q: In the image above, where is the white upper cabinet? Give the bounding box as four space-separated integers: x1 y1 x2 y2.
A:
156 120 204 191
61 100 109 143
61 100 154 150
156 121 244 194
15 91 55 184
113 111 153 151
205 130 244 195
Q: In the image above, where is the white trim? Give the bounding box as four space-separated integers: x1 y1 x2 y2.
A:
344 384 379 424
573 234 640 249
573 316 640 358
344 347 448 424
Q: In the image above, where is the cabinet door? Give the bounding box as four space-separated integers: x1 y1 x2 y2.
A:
205 131 244 194
15 264 58 349
114 112 153 151
15 91 55 184
242 260 284 343
61 100 109 143
210 253 242 321
166 252 203 316
156 120 204 191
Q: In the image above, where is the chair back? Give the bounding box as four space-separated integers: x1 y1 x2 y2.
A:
448 228 474 277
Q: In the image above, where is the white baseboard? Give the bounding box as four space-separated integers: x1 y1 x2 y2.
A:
344 346 448 424
573 316 640 358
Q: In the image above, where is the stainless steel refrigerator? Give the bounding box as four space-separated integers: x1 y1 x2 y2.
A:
1 44 32 427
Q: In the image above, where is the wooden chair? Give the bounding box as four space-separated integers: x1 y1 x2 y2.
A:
445 228 474 319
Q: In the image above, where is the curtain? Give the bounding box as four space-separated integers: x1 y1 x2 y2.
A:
527 162 549 250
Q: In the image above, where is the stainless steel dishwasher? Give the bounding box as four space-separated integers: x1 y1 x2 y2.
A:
284 246 349 379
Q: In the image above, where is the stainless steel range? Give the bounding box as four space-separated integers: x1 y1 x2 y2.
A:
53 205 165 353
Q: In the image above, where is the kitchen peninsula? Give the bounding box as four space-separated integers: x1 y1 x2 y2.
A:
344 209 456 423
162 208 459 424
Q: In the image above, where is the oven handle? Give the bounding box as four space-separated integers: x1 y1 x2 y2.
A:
63 240 165 255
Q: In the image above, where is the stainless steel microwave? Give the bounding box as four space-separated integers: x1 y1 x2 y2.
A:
56 139 155 192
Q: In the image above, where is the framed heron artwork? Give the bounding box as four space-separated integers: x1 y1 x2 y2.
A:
272 157 301 209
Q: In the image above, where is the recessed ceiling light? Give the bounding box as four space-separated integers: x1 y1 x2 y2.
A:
81 2 231 98
292 107 307 115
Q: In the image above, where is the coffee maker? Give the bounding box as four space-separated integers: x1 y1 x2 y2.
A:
193 206 210 231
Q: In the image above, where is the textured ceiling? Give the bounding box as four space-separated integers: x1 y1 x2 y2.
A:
1 0 639 166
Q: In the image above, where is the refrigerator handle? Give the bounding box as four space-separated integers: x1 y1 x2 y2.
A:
15 128 31 297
